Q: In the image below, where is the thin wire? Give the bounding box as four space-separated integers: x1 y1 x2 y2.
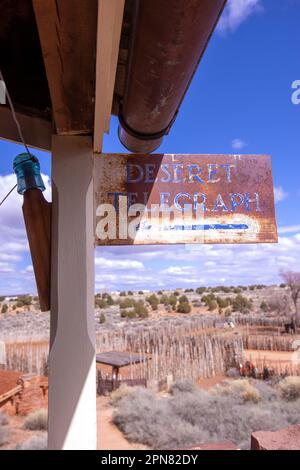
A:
0 69 33 206
0 69 31 155
0 183 17 207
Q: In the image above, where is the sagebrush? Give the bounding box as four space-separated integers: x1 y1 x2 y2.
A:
0 426 8 447
16 433 47 450
112 378 300 449
24 409 48 431
0 411 9 426
278 376 300 401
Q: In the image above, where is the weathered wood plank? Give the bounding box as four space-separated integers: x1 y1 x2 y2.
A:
93 0 125 152
0 106 51 150
32 0 98 135
0 385 22 406
96 351 147 367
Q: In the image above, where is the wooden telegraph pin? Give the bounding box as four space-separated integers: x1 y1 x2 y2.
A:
13 153 51 311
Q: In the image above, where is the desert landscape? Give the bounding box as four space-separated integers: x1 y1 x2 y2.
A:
1 279 300 450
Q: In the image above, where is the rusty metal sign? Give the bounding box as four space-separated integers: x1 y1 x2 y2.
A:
94 154 277 245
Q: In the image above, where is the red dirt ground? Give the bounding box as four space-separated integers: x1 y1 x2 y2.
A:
0 370 20 396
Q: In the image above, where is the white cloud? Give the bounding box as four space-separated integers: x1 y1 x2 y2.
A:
231 138 247 150
0 173 51 294
278 225 300 235
218 0 263 34
97 229 299 290
274 186 289 203
95 256 144 271
24 265 34 273
163 266 195 276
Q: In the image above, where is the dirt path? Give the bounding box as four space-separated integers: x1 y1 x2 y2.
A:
97 396 148 450
197 374 227 389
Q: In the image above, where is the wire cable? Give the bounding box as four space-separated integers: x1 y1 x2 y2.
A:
0 183 17 207
0 69 34 206
0 69 31 155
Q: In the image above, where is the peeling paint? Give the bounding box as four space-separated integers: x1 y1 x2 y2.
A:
94 154 277 246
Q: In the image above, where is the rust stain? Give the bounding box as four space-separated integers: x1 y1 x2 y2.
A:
94 154 278 246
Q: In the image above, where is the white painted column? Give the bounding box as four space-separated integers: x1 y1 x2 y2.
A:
49 135 96 450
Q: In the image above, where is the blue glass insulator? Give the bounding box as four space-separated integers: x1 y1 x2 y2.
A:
13 153 46 195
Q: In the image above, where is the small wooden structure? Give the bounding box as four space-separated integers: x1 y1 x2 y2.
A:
96 350 147 380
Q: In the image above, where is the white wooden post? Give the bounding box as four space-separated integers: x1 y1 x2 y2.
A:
49 135 96 450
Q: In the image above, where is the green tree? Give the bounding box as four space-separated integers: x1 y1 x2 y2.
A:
232 294 252 314
260 301 268 312
17 295 32 306
201 293 216 305
95 298 107 309
196 287 206 295
119 298 135 309
1 304 8 314
207 300 218 311
134 300 149 318
168 295 177 310
120 309 136 318
106 295 114 306
146 294 159 311
159 294 169 305
177 302 191 314
233 288 242 294
99 313 106 324
216 297 231 309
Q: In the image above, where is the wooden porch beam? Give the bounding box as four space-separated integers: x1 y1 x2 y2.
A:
0 106 51 151
32 0 98 135
93 0 125 152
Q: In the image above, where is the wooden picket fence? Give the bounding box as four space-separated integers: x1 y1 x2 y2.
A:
95 326 243 382
242 334 295 352
97 371 147 395
248 357 300 377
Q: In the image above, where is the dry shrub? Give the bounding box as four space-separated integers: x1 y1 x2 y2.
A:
113 379 300 450
229 379 261 403
0 426 9 447
110 384 136 406
170 380 197 395
16 433 47 450
0 412 9 447
24 409 48 431
278 376 300 401
0 412 9 426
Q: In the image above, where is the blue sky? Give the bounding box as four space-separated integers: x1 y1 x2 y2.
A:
0 0 300 294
